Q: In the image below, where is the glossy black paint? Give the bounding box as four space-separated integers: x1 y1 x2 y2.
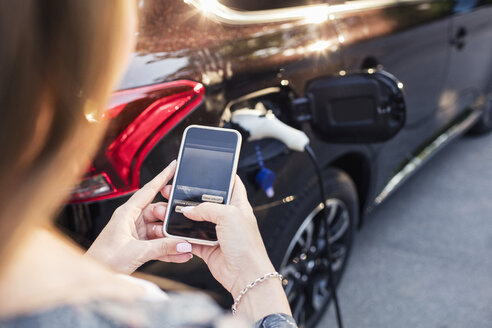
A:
59 0 492 304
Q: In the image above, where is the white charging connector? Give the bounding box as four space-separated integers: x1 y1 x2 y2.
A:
231 103 309 152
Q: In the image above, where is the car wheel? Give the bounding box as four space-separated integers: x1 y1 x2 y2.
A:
262 168 358 328
469 96 492 135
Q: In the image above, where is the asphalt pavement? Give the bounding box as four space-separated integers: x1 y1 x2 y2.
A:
320 131 492 328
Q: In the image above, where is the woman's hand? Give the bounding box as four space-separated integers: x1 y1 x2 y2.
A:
180 176 292 320
86 160 193 274
180 177 272 295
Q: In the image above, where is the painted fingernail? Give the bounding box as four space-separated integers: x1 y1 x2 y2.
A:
180 206 195 213
176 242 192 253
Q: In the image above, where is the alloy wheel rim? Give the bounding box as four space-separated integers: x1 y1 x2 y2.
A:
280 198 351 327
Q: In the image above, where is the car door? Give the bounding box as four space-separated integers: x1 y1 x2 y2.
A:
331 0 454 193
440 0 492 119
334 0 453 127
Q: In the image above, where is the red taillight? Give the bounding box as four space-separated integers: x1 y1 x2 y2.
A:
70 80 205 203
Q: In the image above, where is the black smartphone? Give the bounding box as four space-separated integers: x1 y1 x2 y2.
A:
163 125 242 245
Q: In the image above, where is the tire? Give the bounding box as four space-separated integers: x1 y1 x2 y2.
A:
261 167 358 328
469 96 492 135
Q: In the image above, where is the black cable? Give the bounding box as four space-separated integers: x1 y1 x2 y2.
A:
304 144 344 328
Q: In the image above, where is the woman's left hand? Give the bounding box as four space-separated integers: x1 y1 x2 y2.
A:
86 160 193 274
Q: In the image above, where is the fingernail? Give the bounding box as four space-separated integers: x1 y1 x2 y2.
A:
188 253 194 259
176 242 192 253
180 206 195 213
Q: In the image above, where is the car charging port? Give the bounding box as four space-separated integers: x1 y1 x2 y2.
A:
291 69 406 144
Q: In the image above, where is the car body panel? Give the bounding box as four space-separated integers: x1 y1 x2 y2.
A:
333 0 455 194
443 1 492 118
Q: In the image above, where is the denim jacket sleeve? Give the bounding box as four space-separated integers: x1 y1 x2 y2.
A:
255 313 298 328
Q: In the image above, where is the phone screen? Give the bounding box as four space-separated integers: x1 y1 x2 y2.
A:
166 127 240 242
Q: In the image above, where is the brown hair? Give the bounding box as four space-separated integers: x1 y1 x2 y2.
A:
0 1 135 268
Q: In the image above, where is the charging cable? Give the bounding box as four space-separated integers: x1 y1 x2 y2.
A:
231 106 344 328
304 144 344 328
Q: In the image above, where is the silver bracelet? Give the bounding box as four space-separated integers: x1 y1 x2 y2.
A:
231 272 283 315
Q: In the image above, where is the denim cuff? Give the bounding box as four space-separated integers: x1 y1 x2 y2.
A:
255 313 297 328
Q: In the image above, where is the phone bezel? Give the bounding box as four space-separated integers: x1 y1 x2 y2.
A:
163 125 242 246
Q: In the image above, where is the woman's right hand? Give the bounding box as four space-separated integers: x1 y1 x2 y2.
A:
180 176 292 321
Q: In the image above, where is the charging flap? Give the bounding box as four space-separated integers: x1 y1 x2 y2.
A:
306 70 406 143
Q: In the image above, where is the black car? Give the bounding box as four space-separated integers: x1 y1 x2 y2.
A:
58 1 492 327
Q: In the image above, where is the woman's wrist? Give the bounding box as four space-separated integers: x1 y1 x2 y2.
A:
232 274 292 322
232 272 283 314
228 252 291 321
230 254 276 299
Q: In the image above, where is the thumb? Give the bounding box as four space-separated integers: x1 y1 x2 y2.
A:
138 238 192 262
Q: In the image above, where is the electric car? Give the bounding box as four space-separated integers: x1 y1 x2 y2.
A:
57 1 492 327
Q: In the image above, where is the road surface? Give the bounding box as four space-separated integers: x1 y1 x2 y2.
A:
320 132 492 328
